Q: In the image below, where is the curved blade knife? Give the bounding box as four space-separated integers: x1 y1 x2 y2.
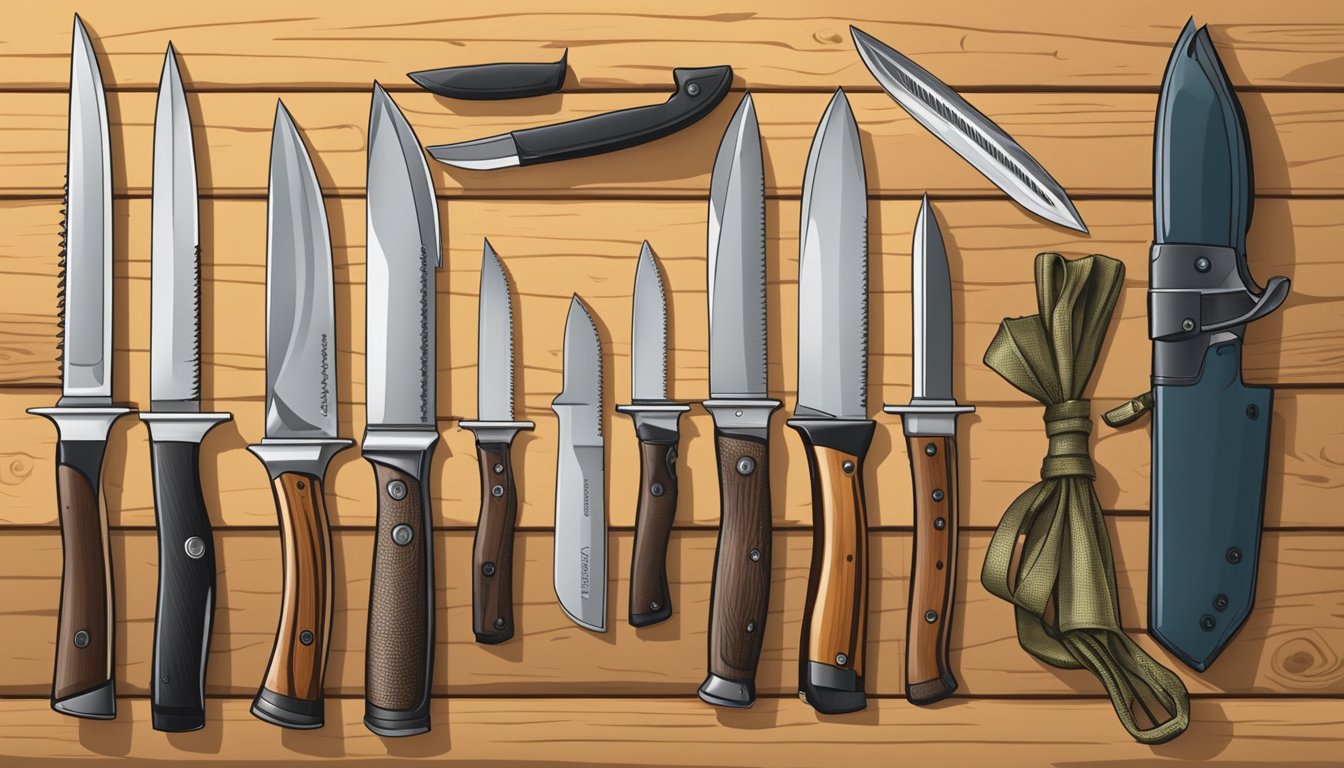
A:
552 296 607 633
698 94 781 709
885 196 975 705
460 240 534 645
247 101 352 730
28 15 134 721
361 83 443 737
139 43 233 733
617 242 689 628
787 89 875 715
851 26 1087 234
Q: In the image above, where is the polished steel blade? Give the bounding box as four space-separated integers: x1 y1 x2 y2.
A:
795 89 868 420
707 94 768 399
61 15 114 402
264 102 338 439
476 239 515 421
149 44 201 411
630 241 669 402
553 296 603 434
911 195 954 402
366 83 441 429
852 26 1087 234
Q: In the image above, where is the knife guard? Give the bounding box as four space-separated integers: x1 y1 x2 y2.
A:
408 50 567 100
459 420 534 645
787 418 874 715
616 404 690 628
361 429 439 737
29 406 134 720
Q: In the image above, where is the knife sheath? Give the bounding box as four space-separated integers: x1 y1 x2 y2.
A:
903 434 960 704
460 421 534 645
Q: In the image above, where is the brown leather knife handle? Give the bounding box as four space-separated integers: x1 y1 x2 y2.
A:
789 418 874 715
471 441 518 644
252 472 333 729
629 439 679 627
905 434 960 705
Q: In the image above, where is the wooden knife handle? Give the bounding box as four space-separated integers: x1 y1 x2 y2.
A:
471 441 519 644
252 471 333 729
629 439 680 627
790 419 874 715
905 434 960 705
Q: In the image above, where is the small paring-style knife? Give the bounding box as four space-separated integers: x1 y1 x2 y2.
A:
885 196 976 706
698 93 781 710
362 83 443 737
617 242 690 628
29 15 134 721
247 101 353 731
552 296 608 633
459 240 534 644
140 42 233 734
788 89 874 715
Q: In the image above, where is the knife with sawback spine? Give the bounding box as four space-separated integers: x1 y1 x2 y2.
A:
247 101 352 730
362 83 443 736
617 242 689 628
698 94 781 709
29 15 134 720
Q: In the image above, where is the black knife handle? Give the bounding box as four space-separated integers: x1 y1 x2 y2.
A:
629 438 679 627
471 440 519 644
408 50 567 100
512 66 732 165
363 434 438 737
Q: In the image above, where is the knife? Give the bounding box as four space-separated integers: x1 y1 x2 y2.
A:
617 242 690 628
362 82 443 737
850 26 1087 234
1104 20 1289 672
787 89 874 715
885 195 976 705
247 101 353 730
698 93 781 709
138 43 233 733
28 15 134 721
459 240 534 644
552 295 607 633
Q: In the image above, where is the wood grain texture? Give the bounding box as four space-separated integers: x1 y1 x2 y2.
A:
797 445 868 679
51 463 114 702
469 441 519 643
903 436 958 704
628 439 680 627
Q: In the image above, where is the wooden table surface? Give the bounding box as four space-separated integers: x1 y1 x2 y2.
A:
1 2 1341 765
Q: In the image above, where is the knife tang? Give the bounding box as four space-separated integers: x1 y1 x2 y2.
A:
903 434 960 704
460 421 534 644
617 405 690 627
362 429 438 737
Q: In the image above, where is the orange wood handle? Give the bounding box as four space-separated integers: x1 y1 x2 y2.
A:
905 434 960 705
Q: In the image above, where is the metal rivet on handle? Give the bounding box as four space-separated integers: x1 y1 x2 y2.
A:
1200 614 1217 632
73 630 89 649
934 517 946 530
650 482 664 497
932 489 945 502
482 562 497 577
749 548 761 562
835 653 848 666
745 622 755 633
296 480 305 490
1182 318 1196 332
392 524 414 546
925 610 938 623
184 536 206 559
1246 404 1259 420
1195 257 1211 273
300 630 314 646
925 442 937 456
1226 547 1243 564
492 484 504 498
494 463 504 474
1213 594 1230 611
388 479 408 500
736 456 755 475
650 601 661 611
842 461 855 474
494 618 506 630
687 82 701 96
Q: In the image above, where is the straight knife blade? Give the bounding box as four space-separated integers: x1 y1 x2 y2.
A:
911 195 955 404
630 241 670 402
476 239 516 421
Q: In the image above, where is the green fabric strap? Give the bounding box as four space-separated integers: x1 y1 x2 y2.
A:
980 253 1190 745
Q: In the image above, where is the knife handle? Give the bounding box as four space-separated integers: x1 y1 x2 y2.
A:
363 433 438 737
629 438 680 627
789 419 874 715
471 440 519 644
904 434 960 705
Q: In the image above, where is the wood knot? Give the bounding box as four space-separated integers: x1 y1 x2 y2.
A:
1270 632 1342 690
813 29 843 45
0 453 33 485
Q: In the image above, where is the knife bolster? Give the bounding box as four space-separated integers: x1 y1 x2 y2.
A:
248 438 355 480
140 411 232 444
459 420 534 446
800 660 866 715
703 399 781 439
616 403 690 443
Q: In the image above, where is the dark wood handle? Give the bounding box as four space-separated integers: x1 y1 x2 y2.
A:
629 439 679 627
253 471 332 729
472 442 518 644
905 435 960 705
51 440 116 719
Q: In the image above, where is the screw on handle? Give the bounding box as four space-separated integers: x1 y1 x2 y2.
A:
629 439 680 627
472 442 519 644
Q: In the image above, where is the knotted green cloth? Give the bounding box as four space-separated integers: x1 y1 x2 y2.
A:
980 253 1190 744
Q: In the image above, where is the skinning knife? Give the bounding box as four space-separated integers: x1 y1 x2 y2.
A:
552 296 607 632
885 196 975 705
460 240 534 644
29 15 134 721
362 83 443 736
140 43 233 733
247 101 352 730
698 94 781 709
617 242 689 628
788 89 873 715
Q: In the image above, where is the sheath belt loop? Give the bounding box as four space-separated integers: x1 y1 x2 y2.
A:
1041 400 1094 480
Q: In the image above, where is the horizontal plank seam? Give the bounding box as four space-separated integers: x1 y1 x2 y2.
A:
0 692 1336 701
5 85 1344 96
5 192 1343 203
2 523 1339 533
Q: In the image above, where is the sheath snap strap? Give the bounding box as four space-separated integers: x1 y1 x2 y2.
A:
981 253 1190 745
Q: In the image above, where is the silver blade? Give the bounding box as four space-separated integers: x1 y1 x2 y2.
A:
61 15 113 403
911 195 954 402
427 134 520 171
796 89 868 420
366 82 441 429
553 296 603 436
264 101 338 439
476 239 515 421
630 241 669 402
851 26 1087 234
149 44 201 411
707 94 768 399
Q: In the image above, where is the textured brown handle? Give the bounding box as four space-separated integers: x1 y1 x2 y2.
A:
799 447 868 687
53 459 114 706
472 442 518 644
629 439 679 627
905 435 960 705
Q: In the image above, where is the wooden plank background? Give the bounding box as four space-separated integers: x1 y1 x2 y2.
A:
0 1 1341 765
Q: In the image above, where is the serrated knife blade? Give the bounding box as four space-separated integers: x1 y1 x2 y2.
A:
476 239 515 421
631 241 669 402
